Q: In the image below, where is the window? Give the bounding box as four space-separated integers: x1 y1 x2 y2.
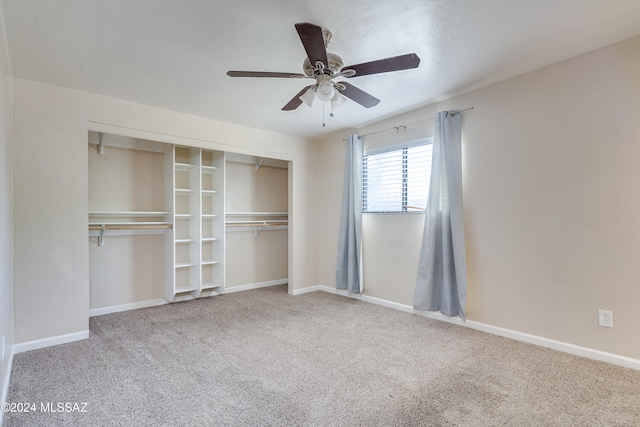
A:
362 139 432 213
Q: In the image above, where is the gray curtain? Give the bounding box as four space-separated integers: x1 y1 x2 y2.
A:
414 111 467 320
336 134 363 293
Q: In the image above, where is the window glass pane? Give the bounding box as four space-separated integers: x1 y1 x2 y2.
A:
364 150 403 212
363 141 432 213
406 145 432 209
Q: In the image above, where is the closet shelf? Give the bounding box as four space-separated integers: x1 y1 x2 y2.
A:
175 285 197 293
202 237 219 242
89 211 171 217
175 262 197 268
226 212 288 216
202 260 220 266
175 239 197 243
225 220 288 226
201 283 222 290
89 222 172 229
175 162 197 171
175 188 197 194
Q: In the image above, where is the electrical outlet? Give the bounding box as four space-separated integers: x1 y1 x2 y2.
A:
598 310 613 328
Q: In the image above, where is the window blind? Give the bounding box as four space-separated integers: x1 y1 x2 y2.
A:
363 142 433 213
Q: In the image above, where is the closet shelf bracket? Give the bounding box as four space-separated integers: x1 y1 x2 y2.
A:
255 156 264 171
98 224 106 247
98 132 104 155
254 225 265 238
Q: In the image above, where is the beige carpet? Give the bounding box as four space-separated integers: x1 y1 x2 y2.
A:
5 285 640 426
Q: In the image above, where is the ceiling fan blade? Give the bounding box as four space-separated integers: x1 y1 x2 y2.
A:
338 82 380 108
342 53 420 77
227 71 306 78
282 85 314 111
295 22 328 68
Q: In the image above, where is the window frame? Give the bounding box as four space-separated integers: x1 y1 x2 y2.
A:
362 137 433 215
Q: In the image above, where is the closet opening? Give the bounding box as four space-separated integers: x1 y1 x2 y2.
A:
224 153 289 292
87 131 289 316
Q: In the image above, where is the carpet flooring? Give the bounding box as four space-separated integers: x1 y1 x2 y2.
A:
4 285 640 426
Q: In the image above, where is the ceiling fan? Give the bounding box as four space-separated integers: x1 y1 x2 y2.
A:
227 22 420 112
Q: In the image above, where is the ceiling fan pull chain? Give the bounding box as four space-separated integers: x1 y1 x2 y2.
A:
322 102 326 127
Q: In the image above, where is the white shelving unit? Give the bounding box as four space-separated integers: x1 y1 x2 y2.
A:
200 149 225 294
165 145 225 301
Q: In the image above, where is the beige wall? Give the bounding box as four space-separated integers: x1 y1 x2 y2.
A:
317 35 640 360
0 2 13 401
226 161 288 213
88 144 165 212
226 231 288 286
12 78 317 344
226 159 288 287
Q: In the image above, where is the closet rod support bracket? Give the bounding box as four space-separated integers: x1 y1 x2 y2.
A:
98 132 104 156
255 156 264 171
98 225 105 246
254 221 268 238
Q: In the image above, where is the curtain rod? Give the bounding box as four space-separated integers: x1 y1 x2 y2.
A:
342 107 474 141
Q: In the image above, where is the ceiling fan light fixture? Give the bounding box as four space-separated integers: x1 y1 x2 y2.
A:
330 91 347 109
299 86 316 107
316 80 335 101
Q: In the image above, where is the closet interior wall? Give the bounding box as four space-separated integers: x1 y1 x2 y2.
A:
88 133 166 310
225 154 289 288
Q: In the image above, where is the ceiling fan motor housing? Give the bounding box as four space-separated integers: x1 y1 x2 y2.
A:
303 52 344 77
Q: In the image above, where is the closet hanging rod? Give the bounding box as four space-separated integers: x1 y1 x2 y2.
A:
225 222 288 238
225 222 288 226
89 223 172 247
225 220 288 226
89 222 173 230
89 211 171 217
226 212 288 216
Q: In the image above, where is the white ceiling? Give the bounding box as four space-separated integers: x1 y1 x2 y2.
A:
3 0 640 139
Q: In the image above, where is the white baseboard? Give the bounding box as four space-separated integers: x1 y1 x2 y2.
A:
89 280 288 317
223 279 288 294
304 285 640 371
290 285 325 296
89 298 168 317
1 347 14 425
13 331 90 354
